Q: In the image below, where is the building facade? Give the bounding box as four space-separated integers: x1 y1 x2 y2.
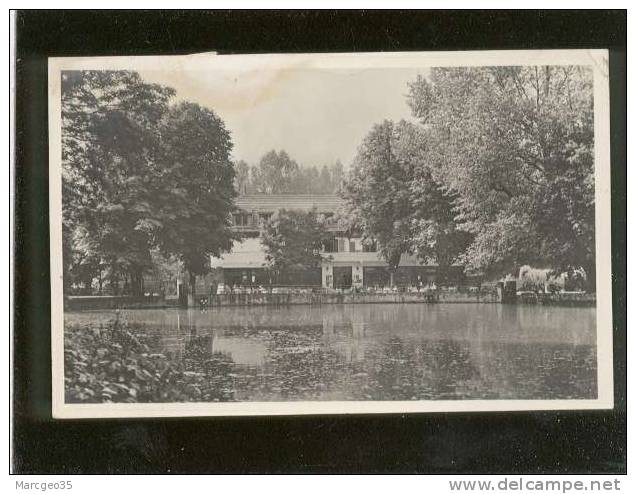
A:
211 194 460 290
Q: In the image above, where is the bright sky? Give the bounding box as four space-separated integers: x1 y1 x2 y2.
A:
139 65 424 168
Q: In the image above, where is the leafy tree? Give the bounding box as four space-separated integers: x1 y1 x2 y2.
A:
62 71 238 300
318 165 332 193
407 66 595 287
342 120 416 283
244 152 344 196
252 150 300 194
234 160 251 194
261 209 329 282
305 166 321 193
289 164 309 193
342 120 469 284
61 70 175 295
331 160 345 194
409 158 473 281
154 101 237 303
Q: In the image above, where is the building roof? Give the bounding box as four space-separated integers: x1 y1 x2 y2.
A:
235 194 343 213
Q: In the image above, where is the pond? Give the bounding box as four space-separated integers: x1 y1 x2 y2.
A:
65 303 597 401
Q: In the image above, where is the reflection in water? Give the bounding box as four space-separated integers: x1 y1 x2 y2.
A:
65 304 597 401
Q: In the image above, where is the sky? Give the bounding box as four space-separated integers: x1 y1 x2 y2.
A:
139 65 425 168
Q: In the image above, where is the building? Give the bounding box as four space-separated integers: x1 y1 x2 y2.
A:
211 194 460 290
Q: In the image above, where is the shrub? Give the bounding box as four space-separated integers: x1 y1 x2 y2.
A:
64 317 235 403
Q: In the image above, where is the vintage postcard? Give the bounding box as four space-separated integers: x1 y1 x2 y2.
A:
49 50 613 418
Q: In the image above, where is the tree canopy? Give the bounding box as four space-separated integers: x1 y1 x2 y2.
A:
251 150 300 194
235 151 344 195
342 120 417 271
261 209 329 275
154 101 237 294
342 119 469 278
407 66 595 282
340 65 594 285
61 70 237 296
62 70 175 294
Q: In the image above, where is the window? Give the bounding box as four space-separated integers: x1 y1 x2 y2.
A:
323 238 337 253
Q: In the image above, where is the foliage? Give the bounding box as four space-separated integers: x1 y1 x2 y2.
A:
408 129 473 275
62 70 175 295
61 71 237 296
236 151 344 195
153 101 237 293
251 150 300 194
261 209 329 276
234 159 251 194
342 120 468 277
146 249 183 295
342 120 416 271
406 66 595 284
64 318 235 403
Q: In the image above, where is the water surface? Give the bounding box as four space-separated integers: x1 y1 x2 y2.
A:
65 303 597 401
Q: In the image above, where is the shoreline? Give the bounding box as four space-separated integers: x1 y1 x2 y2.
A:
65 291 596 311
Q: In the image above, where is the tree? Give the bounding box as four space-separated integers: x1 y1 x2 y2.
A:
318 165 332 193
154 101 237 303
409 152 473 281
342 120 416 284
308 166 322 193
331 160 345 194
342 119 469 284
61 70 175 295
246 152 345 195
290 164 312 193
407 66 595 286
61 71 238 300
261 209 329 283
234 160 251 194
252 150 300 194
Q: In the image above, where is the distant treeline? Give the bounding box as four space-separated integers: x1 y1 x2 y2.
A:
235 150 344 195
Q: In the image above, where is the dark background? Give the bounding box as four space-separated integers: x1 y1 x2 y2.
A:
13 10 627 474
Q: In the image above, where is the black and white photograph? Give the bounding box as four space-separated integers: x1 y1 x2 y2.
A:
48 49 613 418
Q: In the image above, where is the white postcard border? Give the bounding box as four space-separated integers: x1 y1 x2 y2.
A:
49 49 614 418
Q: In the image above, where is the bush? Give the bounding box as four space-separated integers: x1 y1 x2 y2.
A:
64 317 236 403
